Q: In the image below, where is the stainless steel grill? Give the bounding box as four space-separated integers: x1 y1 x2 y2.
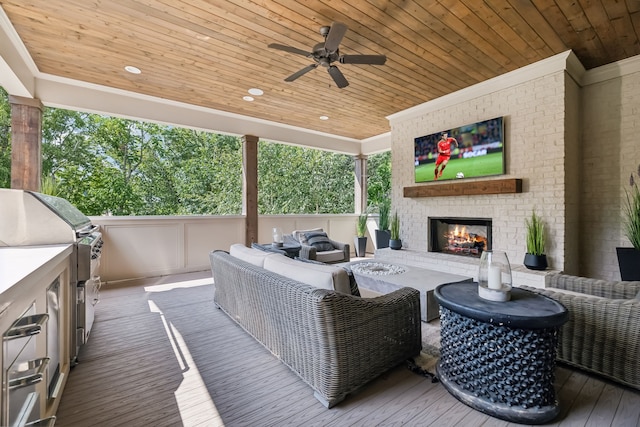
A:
0 189 103 366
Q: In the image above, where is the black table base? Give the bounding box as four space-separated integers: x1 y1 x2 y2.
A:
437 306 561 424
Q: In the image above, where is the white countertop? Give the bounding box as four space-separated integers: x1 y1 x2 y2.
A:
0 244 73 295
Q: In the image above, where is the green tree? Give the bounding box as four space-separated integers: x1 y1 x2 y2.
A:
1 86 389 216
0 87 11 188
367 150 391 208
258 142 354 214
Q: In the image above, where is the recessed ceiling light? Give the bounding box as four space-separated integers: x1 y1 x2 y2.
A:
248 88 264 96
319 115 329 120
124 65 141 74
243 96 255 102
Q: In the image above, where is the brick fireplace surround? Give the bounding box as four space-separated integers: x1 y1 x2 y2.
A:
380 50 640 282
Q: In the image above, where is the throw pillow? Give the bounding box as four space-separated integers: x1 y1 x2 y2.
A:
342 265 361 297
304 231 335 252
292 228 323 245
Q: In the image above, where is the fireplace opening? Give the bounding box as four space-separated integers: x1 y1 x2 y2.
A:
429 217 492 257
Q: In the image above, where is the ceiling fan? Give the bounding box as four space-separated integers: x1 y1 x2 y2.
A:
268 22 387 88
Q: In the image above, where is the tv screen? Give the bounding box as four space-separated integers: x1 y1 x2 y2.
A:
414 116 505 183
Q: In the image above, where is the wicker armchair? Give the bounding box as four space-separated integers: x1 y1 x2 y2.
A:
521 274 640 390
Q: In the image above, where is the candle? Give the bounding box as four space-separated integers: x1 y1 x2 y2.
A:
488 265 502 289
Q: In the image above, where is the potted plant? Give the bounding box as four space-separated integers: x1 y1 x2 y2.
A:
354 212 368 257
617 163 640 280
389 211 402 250
523 210 547 270
375 201 391 249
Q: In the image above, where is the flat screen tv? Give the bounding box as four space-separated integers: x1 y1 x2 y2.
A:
414 116 505 183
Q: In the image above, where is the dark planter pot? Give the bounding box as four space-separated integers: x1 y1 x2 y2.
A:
524 253 547 270
389 239 402 250
375 229 390 249
354 236 367 257
616 247 640 280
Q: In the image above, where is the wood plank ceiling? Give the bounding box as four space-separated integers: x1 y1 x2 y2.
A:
2 0 640 140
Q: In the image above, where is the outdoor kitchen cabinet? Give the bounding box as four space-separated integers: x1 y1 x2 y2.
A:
0 244 73 426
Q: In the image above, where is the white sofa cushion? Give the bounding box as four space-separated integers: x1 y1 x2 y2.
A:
263 254 352 294
229 243 277 267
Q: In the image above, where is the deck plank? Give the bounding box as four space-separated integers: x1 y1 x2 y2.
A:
54 271 640 426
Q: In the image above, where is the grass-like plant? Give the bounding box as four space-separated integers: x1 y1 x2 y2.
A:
623 164 640 250
390 211 400 240
356 212 368 237
525 210 545 255
378 201 390 231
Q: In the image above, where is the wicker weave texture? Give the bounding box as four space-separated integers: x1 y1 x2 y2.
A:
209 250 422 408
522 274 640 390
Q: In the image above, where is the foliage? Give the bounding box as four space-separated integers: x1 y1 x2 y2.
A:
367 151 391 209
40 176 60 196
1 88 389 216
390 211 400 240
623 164 640 250
257 141 354 214
0 87 10 188
356 212 368 237
377 200 390 231
525 210 546 255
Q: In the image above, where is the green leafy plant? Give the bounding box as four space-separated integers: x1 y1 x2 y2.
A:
378 201 390 231
623 164 640 250
525 210 545 255
356 212 368 237
390 211 400 240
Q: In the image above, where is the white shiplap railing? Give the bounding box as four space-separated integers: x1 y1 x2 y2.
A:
91 214 375 283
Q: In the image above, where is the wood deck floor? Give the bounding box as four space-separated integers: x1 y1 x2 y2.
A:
54 271 640 426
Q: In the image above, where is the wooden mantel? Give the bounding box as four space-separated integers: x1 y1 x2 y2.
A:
404 178 522 198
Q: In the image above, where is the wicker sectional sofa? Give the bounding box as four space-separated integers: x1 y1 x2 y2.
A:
521 274 640 390
209 245 422 408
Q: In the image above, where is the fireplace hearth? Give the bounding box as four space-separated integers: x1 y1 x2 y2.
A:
429 217 492 257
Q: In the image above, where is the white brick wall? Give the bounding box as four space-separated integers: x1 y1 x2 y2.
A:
387 55 640 280
390 72 570 274
581 70 640 280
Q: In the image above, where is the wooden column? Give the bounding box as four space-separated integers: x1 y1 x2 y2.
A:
9 96 43 191
242 135 259 246
354 154 368 213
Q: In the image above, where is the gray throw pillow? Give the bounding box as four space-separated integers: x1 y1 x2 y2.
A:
342 266 361 297
304 231 334 252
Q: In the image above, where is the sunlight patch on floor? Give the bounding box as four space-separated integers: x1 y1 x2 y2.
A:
147 299 222 425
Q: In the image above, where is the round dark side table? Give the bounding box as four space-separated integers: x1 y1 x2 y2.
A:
434 281 568 425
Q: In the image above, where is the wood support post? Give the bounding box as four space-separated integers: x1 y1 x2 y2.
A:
9 96 43 191
242 135 259 246
354 154 368 214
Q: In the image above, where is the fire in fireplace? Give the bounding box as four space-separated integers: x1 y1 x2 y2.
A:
429 217 492 257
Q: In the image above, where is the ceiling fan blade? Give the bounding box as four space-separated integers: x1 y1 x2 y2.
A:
324 22 348 53
340 54 387 65
268 43 312 57
285 64 318 82
328 65 349 88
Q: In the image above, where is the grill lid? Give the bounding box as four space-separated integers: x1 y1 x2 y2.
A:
27 191 91 231
0 189 92 246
